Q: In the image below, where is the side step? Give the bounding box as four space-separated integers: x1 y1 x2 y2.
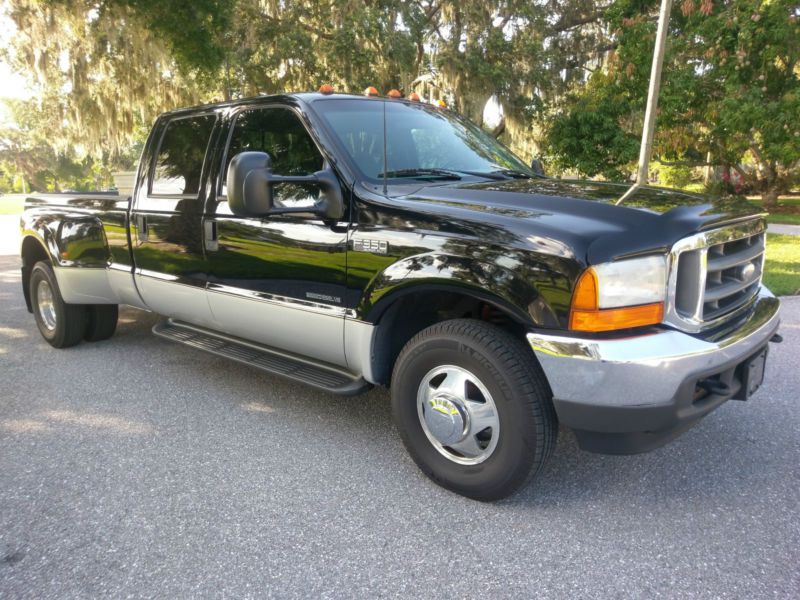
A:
152 319 371 396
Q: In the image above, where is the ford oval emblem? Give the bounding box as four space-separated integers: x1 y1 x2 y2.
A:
740 262 756 281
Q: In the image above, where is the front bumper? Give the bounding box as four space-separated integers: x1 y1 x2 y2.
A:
527 290 781 454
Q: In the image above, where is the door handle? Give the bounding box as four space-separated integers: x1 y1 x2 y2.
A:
136 215 148 242
204 219 218 252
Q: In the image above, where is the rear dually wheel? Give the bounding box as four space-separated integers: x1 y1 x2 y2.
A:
29 261 87 348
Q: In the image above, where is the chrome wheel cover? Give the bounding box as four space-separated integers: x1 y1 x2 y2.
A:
36 279 57 331
416 365 500 465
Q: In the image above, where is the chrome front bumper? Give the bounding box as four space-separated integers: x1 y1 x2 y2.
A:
527 290 781 453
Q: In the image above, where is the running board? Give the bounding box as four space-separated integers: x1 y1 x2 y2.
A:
152 319 371 396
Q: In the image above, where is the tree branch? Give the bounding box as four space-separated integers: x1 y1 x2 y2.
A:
552 10 608 33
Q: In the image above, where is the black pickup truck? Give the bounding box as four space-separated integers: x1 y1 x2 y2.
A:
19 91 782 500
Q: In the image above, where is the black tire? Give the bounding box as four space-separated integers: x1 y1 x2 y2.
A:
391 319 558 501
29 261 87 349
84 304 118 341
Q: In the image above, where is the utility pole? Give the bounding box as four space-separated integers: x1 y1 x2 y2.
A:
617 0 673 205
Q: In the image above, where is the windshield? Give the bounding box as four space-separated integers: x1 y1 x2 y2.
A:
312 99 534 181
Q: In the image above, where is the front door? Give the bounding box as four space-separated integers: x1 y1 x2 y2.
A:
205 106 349 366
131 112 217 328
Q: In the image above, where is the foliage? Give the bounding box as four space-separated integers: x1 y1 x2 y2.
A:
545 0 800 203
3 0 615 161
545 73 640 179
657 163 695 188
0 98 114 192
0 0 797 199
3 0 203 157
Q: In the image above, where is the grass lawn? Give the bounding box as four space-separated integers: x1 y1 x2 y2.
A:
746 196 800 225
763 234 800 296
674 187 800 225
766 213 800 225
0 195 24 215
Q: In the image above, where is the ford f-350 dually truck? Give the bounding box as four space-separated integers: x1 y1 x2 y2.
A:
19 91 782 500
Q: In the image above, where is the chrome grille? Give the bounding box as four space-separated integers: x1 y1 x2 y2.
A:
665 219 766 332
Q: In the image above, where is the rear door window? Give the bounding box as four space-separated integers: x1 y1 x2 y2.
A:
221 107 324 194
220 107 325 209
150 114 216 197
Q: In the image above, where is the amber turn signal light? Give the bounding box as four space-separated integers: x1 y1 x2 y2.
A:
569 303 664 332
571 268 599 311
568 267 664 332
364 86 380 97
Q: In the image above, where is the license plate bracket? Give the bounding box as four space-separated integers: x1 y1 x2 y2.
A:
735 346 768 400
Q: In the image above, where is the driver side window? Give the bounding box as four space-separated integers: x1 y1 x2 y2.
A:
222 107 324 208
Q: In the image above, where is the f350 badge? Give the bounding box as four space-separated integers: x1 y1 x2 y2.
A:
352 238 388 255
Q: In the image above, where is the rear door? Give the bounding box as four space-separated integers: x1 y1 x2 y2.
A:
204 105 349 366
130 112 218 327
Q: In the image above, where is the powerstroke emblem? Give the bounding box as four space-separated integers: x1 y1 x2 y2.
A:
306 292 342 304
352 238 388 255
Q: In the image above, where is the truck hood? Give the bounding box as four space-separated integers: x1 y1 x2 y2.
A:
393 177 763 264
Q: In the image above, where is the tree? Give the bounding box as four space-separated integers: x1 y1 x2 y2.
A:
4 0 795 202
0 98 113 192
214 0 425 98
3 0 208 157
421 0 615 160
545 0 800 206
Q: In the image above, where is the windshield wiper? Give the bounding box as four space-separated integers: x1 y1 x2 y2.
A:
448 168 536 180
487 169 535 179
380 167 536 182
380 168 462 180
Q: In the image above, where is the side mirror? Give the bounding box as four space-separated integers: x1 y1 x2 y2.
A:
226 151 345 220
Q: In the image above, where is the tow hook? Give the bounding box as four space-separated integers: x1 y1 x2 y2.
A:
698 379 731 397
770 333 783 344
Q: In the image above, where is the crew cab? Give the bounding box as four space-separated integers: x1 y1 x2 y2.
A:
19 91 782 500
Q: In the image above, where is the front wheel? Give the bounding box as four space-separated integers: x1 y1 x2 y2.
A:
391 319 558 501
29 261 87 348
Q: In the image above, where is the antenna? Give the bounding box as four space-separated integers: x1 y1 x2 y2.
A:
617 0 673 205
382 99 388 195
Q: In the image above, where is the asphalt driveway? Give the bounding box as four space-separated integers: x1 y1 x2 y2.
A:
0 250 798 598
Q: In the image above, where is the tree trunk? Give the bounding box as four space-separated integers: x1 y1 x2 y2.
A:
759 159 780 211
762 186 779 211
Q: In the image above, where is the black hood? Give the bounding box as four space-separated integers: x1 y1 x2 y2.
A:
394 177 763 264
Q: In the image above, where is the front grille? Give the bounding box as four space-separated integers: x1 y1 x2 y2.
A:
666 219 766 332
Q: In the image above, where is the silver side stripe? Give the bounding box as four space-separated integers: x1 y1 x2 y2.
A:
136 270 358 318
109 262 134 273
137 268 182 283
207 282 357 318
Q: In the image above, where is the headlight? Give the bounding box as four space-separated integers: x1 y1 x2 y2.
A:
569 255 667 332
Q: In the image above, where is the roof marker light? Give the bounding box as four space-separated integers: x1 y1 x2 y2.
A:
364 86 380 97
387 89 402 98
436 99 446 108
318 84 334 94
408 92 421 102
